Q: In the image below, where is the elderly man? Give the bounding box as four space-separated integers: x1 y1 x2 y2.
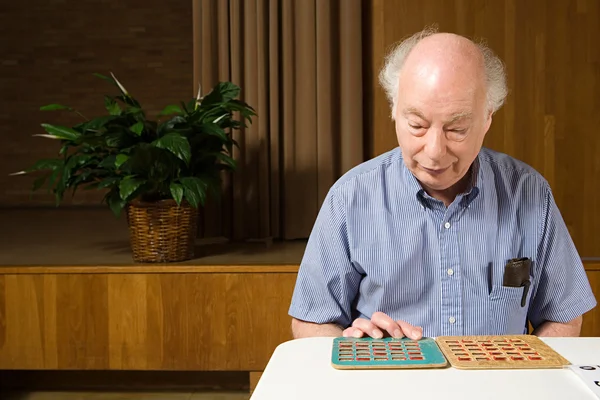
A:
288 28 597 340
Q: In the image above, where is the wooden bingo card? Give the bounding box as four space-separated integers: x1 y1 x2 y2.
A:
331 337 448 370
435 335 571 369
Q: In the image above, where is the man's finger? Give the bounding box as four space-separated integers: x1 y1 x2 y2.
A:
343 326 365 338
397 319 423 340
370 311 405 338
352 318 383 338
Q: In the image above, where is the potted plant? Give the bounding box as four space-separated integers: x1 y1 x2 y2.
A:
12 73 255 263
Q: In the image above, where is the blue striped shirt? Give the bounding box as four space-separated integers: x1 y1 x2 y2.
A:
289 147 597 337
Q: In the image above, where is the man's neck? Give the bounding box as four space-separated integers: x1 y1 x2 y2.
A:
423 167 473 208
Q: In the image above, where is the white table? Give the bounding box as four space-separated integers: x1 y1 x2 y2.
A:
251 337 600 399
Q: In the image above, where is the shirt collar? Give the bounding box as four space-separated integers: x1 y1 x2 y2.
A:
461 154 482 206
399 149 483 208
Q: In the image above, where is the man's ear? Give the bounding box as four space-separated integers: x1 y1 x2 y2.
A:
483 110 493 135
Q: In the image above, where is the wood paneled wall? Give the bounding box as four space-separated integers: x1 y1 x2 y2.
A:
0 271 296 370
0 266 597 372
366 0 600 257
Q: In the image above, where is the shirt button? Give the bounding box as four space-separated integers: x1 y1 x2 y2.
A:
449 316 456 324
447 268 454 276
444 222 451 229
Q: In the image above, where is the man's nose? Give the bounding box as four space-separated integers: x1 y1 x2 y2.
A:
423 129 447 162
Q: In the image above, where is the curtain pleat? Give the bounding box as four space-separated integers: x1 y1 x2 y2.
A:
316 0 335 206
340 0 364 174
289 0 318 238
242 0 259 239
280 0 295 239
229 0 244 240
193 0 364 240
268 0 281 239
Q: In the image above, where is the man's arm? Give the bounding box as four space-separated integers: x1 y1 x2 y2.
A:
532 315 582 337
527 184 597 332
288 186 361 335
291 318 343 338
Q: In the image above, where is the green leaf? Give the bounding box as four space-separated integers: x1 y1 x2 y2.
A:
157 116 187 136
99 155 117 169
22 158 63 173
40 104 72 111
61 155 93 191
152 133 191 165
104 127 137 149
115 154 129 168
69 170 97 197
59 143 70 155
104 96 121 115
65 154 93 170
180 101 189 114
75 115 120 133
119 176 144 200
98 177 119 189
104 189 127 217
116 94 141 109
170 182 184 205
201 82 241 105
159 105 183 116
180 177 207 208
38 124 81 141
125 107 143 115
186 99 196 113
32 173 50 191
93 72 116 85
199 123 229 142
48 168 61 193
129 121 144 135
215 152 237 169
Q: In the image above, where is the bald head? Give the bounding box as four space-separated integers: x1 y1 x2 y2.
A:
379 28 507 119
400 33 486 89
397 33 488 119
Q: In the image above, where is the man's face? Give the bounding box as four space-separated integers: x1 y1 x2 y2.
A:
394 61 492 194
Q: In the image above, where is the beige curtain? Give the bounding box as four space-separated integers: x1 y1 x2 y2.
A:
193 0 364 240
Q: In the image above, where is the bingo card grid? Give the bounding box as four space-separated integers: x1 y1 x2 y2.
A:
436 335 571 369
331 337 448 370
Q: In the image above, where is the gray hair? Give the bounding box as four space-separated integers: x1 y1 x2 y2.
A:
379 27 508 119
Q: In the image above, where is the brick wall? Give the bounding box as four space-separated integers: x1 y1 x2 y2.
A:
0 0 193 206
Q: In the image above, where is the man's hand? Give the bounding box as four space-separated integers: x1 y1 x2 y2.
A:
342 312 423 340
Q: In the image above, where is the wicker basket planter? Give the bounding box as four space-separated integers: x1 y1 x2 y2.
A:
126 199 198 263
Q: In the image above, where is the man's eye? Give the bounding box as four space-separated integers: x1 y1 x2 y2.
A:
409 124 423 129
448 128 466 133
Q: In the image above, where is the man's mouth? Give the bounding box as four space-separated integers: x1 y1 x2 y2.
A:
420 165 450 175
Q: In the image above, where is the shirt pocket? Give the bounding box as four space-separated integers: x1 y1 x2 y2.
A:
488 281 532 335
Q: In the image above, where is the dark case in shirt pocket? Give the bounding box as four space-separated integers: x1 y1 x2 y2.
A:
502 257 531 307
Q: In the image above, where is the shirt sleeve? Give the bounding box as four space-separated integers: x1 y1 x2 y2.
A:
528 183 597 329
288 185 363 328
